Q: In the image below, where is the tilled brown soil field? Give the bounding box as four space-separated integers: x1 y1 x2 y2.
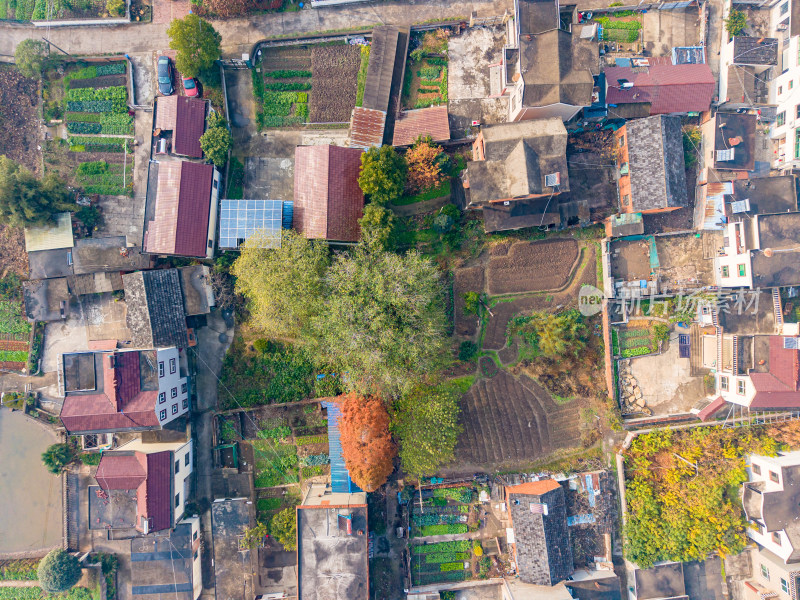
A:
455 371 583 468
453 265 485 337
309 45 361 123
482 244 596 350
0 66 41 174
486 239 579 295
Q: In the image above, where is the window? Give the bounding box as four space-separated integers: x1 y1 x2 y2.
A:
720 376 729 391
782 578 789 593
796 127 800 158
721 265 730 278
171 387 178 399
761 564 770 580
737 379 746 395
175 493 180 508
172 403 179 415
622 194 630 206
182 398 188 410
781 1 789 14
159 392 166 404
779 87 784 97
213 180 218 190
158 362 164 377
738 264 746 277
169 358 176 374
193 551 198 560
773 532 782 545
181 382 187 394
752 463 761 475
770 470 780 483
175 460 180 474
159 409 167 420
778 111 786 126
185 453 190 466
619 135 625 147
193 531 198 541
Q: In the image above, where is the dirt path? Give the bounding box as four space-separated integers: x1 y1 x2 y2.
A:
0 581 39 587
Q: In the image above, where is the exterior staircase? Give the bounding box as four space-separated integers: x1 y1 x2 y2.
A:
773 288 784 331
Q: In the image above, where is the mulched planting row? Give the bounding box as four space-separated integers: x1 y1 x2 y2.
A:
68 74 127 89
0 340 29 351
308 45 361 123
453 265 484 337
486 239 579 295
0 361 25 370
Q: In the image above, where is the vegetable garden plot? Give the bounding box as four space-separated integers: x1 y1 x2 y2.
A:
486 239 579 295
308 45 360 123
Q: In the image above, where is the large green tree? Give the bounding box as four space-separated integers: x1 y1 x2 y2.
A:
15 39 47 79
0 156 78 228
42 443 75 474
392 381 462 480
358 204 395 252
311 249 448 396
167 15 221 78
38 549 81 593
232 229 329 339
357 145 407 206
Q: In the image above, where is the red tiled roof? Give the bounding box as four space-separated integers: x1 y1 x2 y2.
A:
350 107 386 149
143 451 173 532
505 479 561 496
60 351 159 434
605 63 715 115
154 95 178 131
96 450 173 533
96 454 147 490
392 106 450 146
697 396 726 421
175 162 214 257
293 145 364 242
174 97 206 158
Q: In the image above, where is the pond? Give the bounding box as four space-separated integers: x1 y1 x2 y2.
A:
0 408 63 553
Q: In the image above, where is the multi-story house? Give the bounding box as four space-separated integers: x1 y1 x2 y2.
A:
59 347 190 435
740 450 800 599
95 438 193 533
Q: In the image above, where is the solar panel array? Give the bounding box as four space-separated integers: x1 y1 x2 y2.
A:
219 199 284 249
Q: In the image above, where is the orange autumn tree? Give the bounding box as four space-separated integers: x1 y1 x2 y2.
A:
338 393 397 491
404 139 446 195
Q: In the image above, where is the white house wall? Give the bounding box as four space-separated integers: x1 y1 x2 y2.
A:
155 347 190 427
172 439 193 526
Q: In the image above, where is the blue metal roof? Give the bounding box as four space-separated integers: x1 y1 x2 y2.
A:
323 401 363 494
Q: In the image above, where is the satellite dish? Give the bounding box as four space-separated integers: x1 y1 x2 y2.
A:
764 248 774 257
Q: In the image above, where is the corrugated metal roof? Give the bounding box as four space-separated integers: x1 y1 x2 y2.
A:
146 161 181 255
361 26 400 112
605 63 715 115
323 401 363 494
392 106 450 146
24 212 74 252
349 107 386 150
175 162 213 256
155 95 178 131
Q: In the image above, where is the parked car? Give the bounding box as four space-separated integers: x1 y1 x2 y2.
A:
182 76 199 97
157 56 174 96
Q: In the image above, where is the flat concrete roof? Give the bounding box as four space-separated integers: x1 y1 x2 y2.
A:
212 498 252 600
297 504 368 600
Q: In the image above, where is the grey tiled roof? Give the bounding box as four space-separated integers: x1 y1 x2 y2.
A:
123 270 188 349
509 486 573 585
626 115 688 212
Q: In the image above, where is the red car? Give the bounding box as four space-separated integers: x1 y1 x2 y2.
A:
182 76 199 97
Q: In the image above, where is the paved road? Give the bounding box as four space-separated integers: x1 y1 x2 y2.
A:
190 311 233 594
0 0 513 58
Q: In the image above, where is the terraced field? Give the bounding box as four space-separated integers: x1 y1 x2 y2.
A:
455 371 583 468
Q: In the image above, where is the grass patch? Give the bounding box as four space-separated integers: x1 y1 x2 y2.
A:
355 45 370 108
393 179 451 206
